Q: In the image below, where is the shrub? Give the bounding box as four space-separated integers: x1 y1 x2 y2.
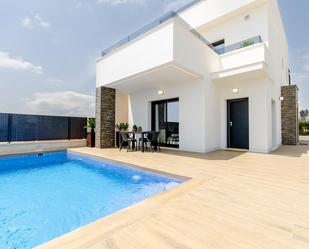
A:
85 118 95 131
299 120 309 135
115 123 129 131
240 39 255 48
132 124 138 131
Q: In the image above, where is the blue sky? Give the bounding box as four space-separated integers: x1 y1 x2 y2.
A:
280 0 309 112
0 0 307 117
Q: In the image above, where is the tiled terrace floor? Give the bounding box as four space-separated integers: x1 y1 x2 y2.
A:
38 143 309 249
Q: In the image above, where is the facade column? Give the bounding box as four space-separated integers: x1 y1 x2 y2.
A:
281 85 299 145
95 86 116 148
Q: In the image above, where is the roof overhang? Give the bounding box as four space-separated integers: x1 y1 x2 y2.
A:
104 62 201 93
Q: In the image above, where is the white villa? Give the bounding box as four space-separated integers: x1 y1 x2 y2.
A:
95 0 298 153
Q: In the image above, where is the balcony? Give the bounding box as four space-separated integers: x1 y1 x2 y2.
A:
213 36 263 55
212 37 270 82
96 12 218 93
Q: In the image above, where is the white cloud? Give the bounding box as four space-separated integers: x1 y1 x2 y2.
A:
0 52 43 74
46 78 63 83
21 14 51 29
97 0 146 6
292 72 309 84
164 0 190 11
73 0 95 15
26 91 95 117
302 51 309 60
302 64 309 72
300 51 309 72
95 0 190 10
21 18 33 28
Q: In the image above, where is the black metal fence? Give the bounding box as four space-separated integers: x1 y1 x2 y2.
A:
0 113 87 143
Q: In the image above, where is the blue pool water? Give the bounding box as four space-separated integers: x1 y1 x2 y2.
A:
0 151 181 249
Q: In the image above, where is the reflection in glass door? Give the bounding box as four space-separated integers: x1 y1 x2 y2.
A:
151 98 179 148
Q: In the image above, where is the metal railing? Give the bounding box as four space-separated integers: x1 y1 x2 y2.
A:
214 36 263 55
0 113 87 143
101 0 204 57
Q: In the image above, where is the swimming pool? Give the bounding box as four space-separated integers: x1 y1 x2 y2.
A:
0 151 182 249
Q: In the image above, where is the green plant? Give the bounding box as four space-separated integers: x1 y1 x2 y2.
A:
115 123 129 131
122 123 129 131
115 123 121 131
299 120 309 135
85 118 95 131
132 124 138 131
240 39 255 48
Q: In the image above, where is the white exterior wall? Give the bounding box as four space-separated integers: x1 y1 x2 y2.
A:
128 78 221 153
115 90 129 125
196 0 286 152
218 43 268 71
265 0 289 150
197 1 268 47
96 22 174 87
267 0 289 86
126 21 220 153
180 0 266 30
197 0 285 152
128 82 208 153
96 0 288 153
173 19 219 74
216 79 271 153
96 18 219 89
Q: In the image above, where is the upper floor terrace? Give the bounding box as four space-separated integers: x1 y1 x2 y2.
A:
96 0 271 91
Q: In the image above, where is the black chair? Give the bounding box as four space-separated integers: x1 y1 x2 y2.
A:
119 132 137 152
139 133 148 151
145 132 161 152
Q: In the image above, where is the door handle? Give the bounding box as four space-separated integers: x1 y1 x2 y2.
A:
229 121 233 127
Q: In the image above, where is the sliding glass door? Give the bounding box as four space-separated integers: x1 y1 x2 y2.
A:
151 98 179 148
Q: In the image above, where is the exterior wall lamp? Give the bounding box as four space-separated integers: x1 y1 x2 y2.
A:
158 90 165 96
232 88 239 94
279 96 284 101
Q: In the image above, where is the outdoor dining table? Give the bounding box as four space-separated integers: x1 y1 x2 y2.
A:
123 131 154 152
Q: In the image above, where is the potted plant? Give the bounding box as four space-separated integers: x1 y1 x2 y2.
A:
137 126 143 132
85 118 96 147
240 39 255 48
115 122 129 147
132 124 138 132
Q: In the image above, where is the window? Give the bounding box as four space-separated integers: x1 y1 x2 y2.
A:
151 98 179 148
211 39 225 54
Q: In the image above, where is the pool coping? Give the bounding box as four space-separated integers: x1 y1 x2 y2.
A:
0 149 66 158
68 150 191 182
0 149 190 182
